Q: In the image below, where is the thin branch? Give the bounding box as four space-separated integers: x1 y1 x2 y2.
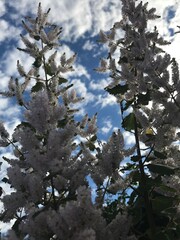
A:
133 109 156 239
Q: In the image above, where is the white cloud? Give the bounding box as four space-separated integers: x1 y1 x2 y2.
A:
123 131 135 147
1 45 33 77
95 92 116 108
89 78 109 91
82 40 97 51
3 0 180 44
101 119 113 134
0 71 10 90
0 20 20 43
6 0 122 41
0 1 6 17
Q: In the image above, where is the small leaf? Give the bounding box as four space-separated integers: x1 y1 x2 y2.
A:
131 170 141 182
122 112 135 131
154 150 167 159
147 164 175 176
145 127 154 135
118 56 128 64
45 64 53 76
90 135 97 142
152 195 174 212
62 84 73 92
137 90 151 105
58 118 68 128
123 99 134 111
1 177 10 184
33 56 42 68
86 142 95 151
131 155 141 162
34 35 40 41
58 77 68 85
121 163 136 173
31 82 45 93
158 185 177 194
105 84 128 96
21 122 36 132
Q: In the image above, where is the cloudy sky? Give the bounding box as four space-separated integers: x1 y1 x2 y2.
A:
0 0 179 141
0 0 180 231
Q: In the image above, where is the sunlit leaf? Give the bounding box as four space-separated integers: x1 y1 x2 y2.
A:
122 112 135 131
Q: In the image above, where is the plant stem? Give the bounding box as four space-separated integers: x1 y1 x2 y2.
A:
134 114 156 239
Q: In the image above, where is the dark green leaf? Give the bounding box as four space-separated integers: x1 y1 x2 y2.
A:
58 118 68 128
152 195 174 212
45 64 53 76
63 84 73 92
21 122 36 132
105 84 128 96
118 56 128 64
102 200 121 224
123 99 134 111
34 35 40 41
147 164 175 175
154 232 169 240
122 112 135 131
158 185 177 194
131 155 142 162
121 163 136 172
86 142 95 151
90 135 97 142
131 170 141 182
33 56 42 68
1 177 9 183
58 77 68 85
31 82 45 93
154 150 167 159
137 90 151 105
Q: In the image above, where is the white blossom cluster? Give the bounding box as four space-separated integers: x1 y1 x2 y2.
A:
96 0 180 238
0 0 180 239
0 2 137 240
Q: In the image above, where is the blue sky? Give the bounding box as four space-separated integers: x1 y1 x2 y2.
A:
0 0 180 232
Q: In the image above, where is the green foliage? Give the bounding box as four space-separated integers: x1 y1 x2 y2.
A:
31 82 45 93
105 84 128 95
58 77 68 85
102 200 121 224
147 164 175 176
122 112 135 131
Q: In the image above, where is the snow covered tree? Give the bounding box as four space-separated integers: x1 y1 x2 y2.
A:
0 1 180 240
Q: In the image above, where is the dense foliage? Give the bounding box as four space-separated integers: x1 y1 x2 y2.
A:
0 1 180 239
